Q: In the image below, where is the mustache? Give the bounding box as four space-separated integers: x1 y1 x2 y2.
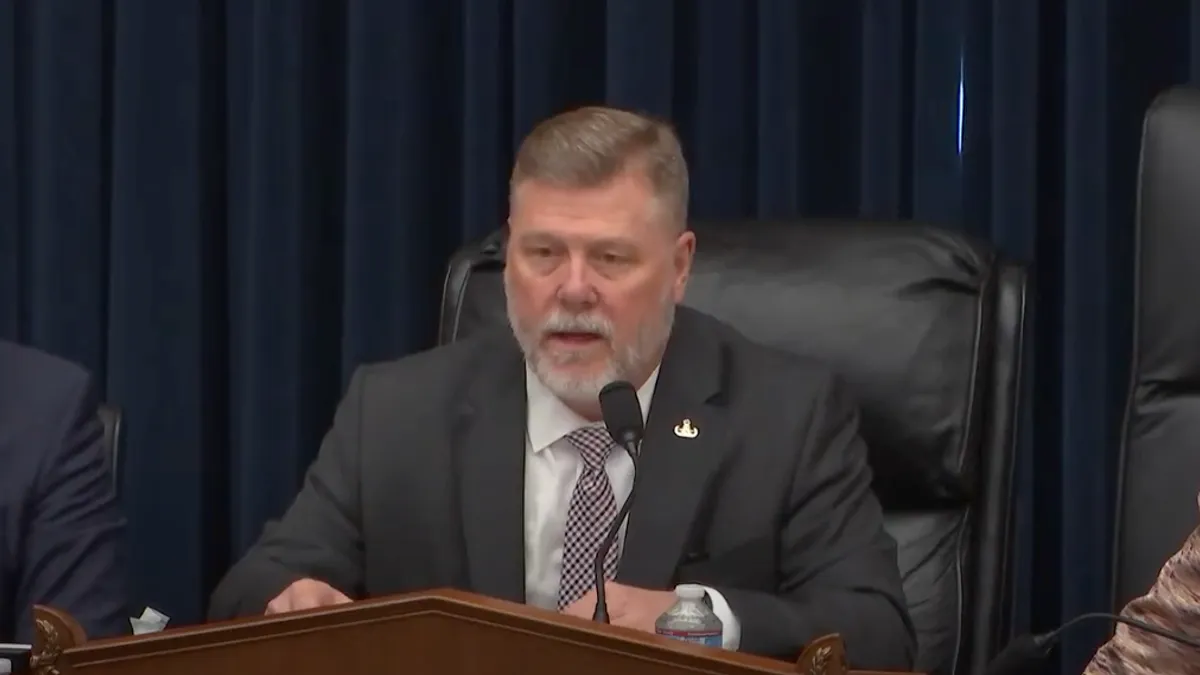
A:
538 311 614 338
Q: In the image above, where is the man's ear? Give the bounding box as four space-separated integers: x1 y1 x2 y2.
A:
673 230 696 301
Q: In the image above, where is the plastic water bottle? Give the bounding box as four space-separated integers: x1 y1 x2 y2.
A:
654 584 723 647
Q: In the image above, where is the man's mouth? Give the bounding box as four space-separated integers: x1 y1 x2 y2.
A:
546 331 605 345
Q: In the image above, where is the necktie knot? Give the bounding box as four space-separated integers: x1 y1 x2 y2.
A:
565 425 616 471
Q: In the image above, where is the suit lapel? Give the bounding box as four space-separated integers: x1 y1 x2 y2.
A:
616 308 728 590
456 338 528 603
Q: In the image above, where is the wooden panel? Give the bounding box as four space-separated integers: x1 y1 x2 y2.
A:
32 589 911 675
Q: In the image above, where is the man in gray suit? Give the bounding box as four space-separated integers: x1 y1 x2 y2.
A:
209 106 915 669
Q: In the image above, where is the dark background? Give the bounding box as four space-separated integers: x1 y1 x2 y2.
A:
1 1 1193 673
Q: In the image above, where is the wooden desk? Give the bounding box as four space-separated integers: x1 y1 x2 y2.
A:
31 589 919 675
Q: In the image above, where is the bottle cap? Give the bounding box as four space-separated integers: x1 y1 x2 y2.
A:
674 584 706 600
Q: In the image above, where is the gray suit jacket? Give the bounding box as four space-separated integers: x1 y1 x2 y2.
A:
209 307 916 669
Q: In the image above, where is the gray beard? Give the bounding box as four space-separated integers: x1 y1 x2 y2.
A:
506 302 675 408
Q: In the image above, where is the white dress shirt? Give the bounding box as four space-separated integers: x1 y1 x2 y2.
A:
522 366 742 650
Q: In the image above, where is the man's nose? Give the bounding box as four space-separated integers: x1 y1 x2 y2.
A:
556 257 597 307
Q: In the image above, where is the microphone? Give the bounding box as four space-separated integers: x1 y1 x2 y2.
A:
592 380 645 623
987 612 1200 675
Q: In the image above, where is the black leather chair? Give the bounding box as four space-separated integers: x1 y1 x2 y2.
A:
438 220 1027 675
97 402 123 495
1111 86 1200 609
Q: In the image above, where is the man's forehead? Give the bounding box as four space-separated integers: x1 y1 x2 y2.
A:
511 226 642 250
510 204 648 236
510 199 673 246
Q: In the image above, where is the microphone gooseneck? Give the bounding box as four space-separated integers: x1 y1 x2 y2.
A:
986 612 1200 675
592 380 645 624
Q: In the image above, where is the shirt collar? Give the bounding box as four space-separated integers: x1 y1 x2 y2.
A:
525 365 659 453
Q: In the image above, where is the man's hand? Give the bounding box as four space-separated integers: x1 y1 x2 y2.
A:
562 582 677 633
264 578 353 615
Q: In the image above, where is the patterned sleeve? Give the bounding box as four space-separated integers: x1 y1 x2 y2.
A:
1083 494 1200 675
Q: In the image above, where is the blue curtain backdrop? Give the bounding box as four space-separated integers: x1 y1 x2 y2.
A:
1 1 1194 672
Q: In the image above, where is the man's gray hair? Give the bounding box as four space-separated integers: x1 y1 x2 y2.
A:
510 106 689 231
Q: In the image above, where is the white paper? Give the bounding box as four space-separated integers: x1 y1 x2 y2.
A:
129 607 170 635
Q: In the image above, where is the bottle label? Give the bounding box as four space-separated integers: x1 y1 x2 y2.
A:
655 628 722 648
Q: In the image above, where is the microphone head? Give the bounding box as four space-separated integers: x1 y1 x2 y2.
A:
599 380 644 447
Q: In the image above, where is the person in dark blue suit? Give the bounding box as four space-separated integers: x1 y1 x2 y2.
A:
0 340 129 643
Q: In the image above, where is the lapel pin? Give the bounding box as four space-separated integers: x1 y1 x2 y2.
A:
674 419 699 439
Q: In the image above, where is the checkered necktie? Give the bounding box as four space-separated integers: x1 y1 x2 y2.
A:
556 425 622 609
